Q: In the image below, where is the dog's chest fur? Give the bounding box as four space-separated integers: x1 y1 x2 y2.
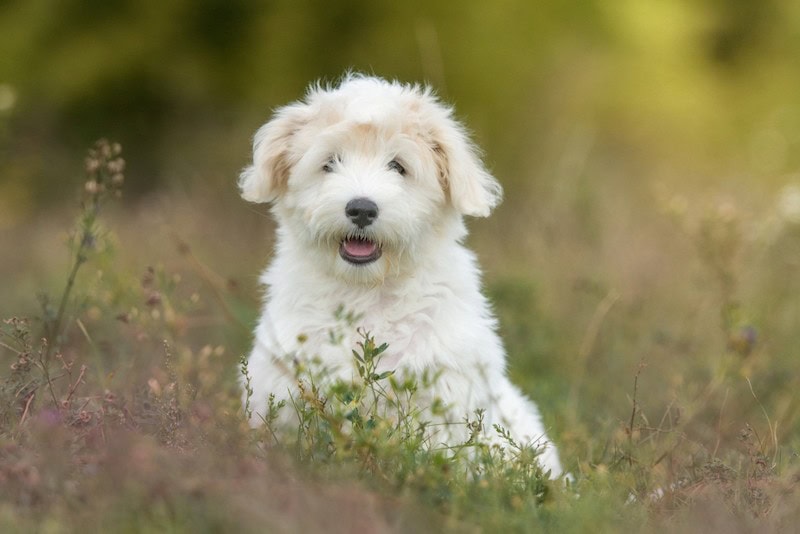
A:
257 235 503 379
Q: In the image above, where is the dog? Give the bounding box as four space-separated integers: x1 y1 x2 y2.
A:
239 74 563 477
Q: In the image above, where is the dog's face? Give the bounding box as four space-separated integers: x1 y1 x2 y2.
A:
240 76 502 283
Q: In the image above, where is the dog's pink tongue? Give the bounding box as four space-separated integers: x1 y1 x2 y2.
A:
343 238 377 257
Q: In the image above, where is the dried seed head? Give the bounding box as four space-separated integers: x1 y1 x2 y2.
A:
107 158 125 174
85 157 101 174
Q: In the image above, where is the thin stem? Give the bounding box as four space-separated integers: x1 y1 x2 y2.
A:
44 194 101 364
44 235 89 364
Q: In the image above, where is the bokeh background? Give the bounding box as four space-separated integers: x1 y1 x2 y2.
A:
2 0 800 478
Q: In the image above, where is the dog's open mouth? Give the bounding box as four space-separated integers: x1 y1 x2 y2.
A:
339 237 382 265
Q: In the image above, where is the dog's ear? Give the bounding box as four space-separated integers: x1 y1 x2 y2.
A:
239 104 308 203
430 117 503 217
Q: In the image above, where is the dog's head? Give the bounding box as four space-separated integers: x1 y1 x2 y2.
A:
240 75 502 283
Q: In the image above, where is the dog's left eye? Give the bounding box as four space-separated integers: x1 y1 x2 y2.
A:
322 156 338 173
388 159 406 176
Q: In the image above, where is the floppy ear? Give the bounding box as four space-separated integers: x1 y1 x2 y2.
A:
431 116 503 217
239 104 308 203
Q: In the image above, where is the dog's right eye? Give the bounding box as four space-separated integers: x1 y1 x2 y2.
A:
388 159 406 176
322 156 338 173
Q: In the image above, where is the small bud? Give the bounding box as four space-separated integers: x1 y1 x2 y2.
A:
146 291 162 306
107 158 125 174
728 325 757 357
85 158 101 174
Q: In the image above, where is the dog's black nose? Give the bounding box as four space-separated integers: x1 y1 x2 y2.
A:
345 198 379 228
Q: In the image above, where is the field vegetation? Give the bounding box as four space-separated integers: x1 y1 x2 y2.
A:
2 2 800 532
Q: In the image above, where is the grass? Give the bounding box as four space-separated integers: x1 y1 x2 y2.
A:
1 141 800 533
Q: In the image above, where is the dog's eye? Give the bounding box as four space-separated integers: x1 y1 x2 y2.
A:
322 156 338 173
388 159 406 176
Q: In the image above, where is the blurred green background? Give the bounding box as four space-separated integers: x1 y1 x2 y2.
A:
2 0 800 472
2 0 799 209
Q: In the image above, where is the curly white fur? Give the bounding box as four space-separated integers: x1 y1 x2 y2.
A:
240 75 563 477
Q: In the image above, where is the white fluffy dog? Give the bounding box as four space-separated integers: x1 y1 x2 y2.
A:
240 75 563 477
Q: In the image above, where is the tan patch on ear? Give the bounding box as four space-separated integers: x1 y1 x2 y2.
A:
431 141 450 190
267 124 305 195
271 150 292 192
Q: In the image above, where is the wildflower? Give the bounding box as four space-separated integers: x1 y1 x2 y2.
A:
10 354 31 372
146 291 162 306
728 325 757 357
76 410 93 425
37 408 62 428
83 139 125 198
